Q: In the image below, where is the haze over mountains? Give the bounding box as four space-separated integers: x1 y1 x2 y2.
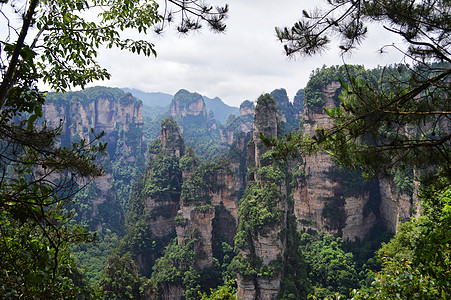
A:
121 87 239 124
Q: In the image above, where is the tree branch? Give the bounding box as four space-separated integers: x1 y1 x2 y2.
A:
0 0 40 108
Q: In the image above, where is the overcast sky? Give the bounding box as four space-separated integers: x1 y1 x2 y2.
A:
90 0 407 107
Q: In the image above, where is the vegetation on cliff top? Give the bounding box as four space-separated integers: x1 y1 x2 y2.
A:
0 0 228 296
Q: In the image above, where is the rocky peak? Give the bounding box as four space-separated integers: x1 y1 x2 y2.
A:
270 88 291 122
160 117 185 158
293 88 305 118
248 94 279 177
239 100 254 117
237 93 287 300
170 89 207 118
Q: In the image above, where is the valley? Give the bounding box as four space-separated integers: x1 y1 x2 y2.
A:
42 65 420 299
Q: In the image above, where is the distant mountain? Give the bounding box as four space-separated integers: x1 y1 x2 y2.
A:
122 88 239 125
121 88 173 107
202 95 239 124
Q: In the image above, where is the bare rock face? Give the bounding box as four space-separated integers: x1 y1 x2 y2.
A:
43 88 143 230
170 89 207 119
293 82 379 239
293 81 419 240
237 94 286 300
342 194 378 240
161 283 184 300
175 160 244 269
220 100 254 146
379 177 420 232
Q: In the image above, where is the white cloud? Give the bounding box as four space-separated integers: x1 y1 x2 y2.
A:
89 1 407 107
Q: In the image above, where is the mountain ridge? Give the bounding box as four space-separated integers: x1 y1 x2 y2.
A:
121 87 239 124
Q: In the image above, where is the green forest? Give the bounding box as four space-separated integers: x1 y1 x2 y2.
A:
0 0 450 299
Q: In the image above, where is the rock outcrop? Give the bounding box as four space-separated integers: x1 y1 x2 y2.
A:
220 100 254 146
43 87 144 231
175 158 245 270
148 117 249 299
237 94 288 300
170 89 207 119
169 89 222 160
293 81 418 240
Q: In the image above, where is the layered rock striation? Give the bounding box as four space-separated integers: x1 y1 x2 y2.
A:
293 81 418 240
236 94 289 300
43 87 144 231
220 100 254 146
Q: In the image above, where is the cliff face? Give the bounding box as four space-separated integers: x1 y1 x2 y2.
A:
293 82 418 240
43 87 144 231
379 177 420 232
45 92 142 145
219 100 254 146
293 82 350 236
175 158 244 270
169 89 222 160
237 94 288 300
145 116 248 299
170 89 206 119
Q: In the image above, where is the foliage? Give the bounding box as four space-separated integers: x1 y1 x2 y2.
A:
150 237 198 296
342 223 393 280
277 215 312 300
0 0 227 296
255 93 277 113
300 233 360 299
46 86 126 105
1 0 228 96
121 119 184 276
199 279 237 300
235 179 285 248
154 1 228 34
274 0 451 182
233 153 288 285
180 146 200 172
181 159 230 205
275 3 450 297
71 229 120 284
303 65 373 110
276 0 450 59
143 155 182 201
98 253 146 299
0 213 95 299
349 178 451 299
0 104 104 297
46 87 147 282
